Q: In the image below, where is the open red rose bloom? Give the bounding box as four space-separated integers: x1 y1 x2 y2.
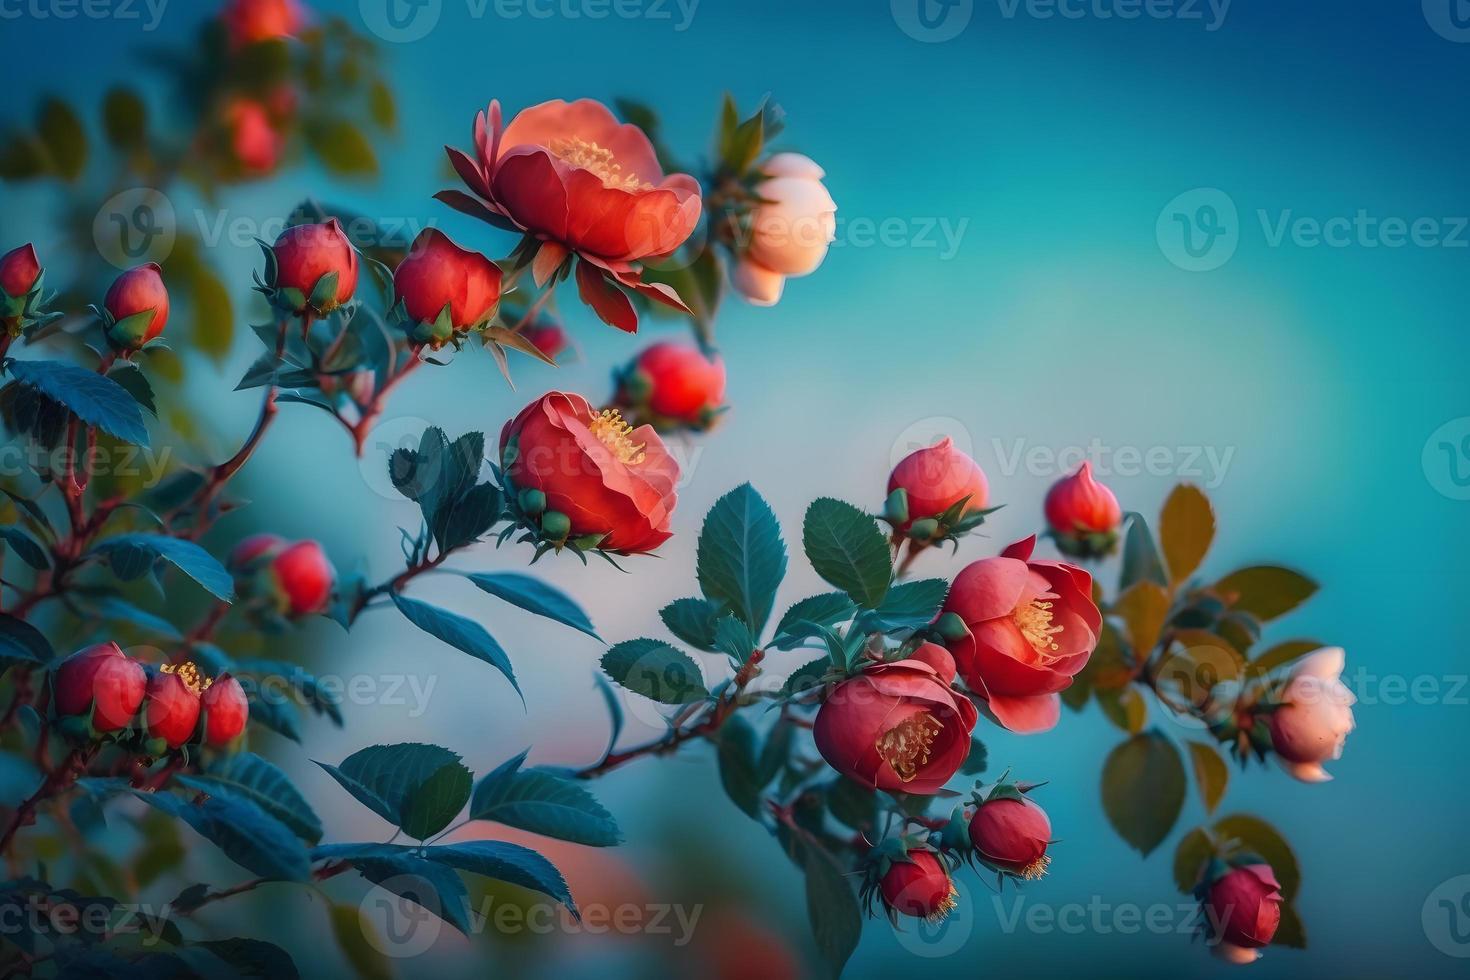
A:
501 392 678 554
942 536 1101 734
814 656 978 794
443 99 700 331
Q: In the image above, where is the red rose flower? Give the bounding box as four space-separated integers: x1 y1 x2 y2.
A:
228 99 283 174
0 244 41 298
393 229 504 349
144 662 207 748
501 392 678 554
879 851 957 920
201 673 249 746
941 536 1100 734
270 219 359 315
621 341 726 427
969 797 1052 879
222 0 303 47
270 540 335 617
1043 462 1122 558
230 533 285 570
103 264 169 351
444 99 699 331
887 436 989 534
813 656 978 794
522 320 568 361
1205 864 1282 964
52 643 146 733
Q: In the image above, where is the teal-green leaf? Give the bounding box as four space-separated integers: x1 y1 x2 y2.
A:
135 791 310 882
659 596 722 651
804 846 861 979
802 498 892 608
0 613 53 667
470 751 621 846
316 743 472 841
390 592 520 699
716 714 762 818
0 527 49 570
89 533 233 600
424 840 576 915
600 639 707 704
695 483 787 635
7 359 150 446
1119 512 1167 592
769 592 857 650
177 752 323 844
463 571 598 639
858 577 948 632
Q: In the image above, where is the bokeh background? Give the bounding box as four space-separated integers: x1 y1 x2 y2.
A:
2 0 1468 976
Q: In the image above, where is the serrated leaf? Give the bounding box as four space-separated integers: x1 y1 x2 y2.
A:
600 639 707 704
352 852 472 936
802 498 892 608
859 577 947 632
1159 485 1215 586
659 596 721 651
390 593 519 699
135 791 310 882
770 592 857 650
696 484 787 635
424 840 576 914
7 358 150 446
716 714 762 818
470 752 621 846
1101 730 1186 855
401 759 473 840
317 743 471 841
177 752 323 844
89 533 233 600
1212 565 1318 622
711 614 756 664
463 571 598 639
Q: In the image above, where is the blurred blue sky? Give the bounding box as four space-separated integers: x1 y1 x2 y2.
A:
2 0 1468 976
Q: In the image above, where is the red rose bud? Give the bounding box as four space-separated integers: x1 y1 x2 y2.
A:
0 244 41 299
229 533 286 571
1043 462 1122 559
886 437 989 538
200 673 249 746
1204 864 1283 963
393 229 503 349
940 536 1100 735
270 539 335 617
813 657 977 794
1267 646 1356 783
969 797 1052 879
102 263 169 351
879 851 957 920
522 321 567 362
227 99 283 175
52 642 146 733
501 392 679 554
269 219 359 316
908 641 957 685
619 342 727 430
144 662 207 748
223 0 303 47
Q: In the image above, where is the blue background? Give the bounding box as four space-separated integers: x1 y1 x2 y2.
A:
2 0 1468 976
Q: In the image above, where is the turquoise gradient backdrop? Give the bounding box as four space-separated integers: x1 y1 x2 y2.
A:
2 0 1468 976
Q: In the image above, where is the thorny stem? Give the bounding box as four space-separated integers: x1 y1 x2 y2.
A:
177 861 352 917
0 748 94 856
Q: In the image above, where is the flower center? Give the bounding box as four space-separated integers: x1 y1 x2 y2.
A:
929 886 959 922
588 408 646 465
1017 854 1051 881
1014 596 1063 654
160 661 212 695
875 711 944 783
548 136 652 192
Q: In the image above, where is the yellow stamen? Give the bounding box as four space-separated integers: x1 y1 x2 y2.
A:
548 136 653 192
876 712 944 782
1014 597 1063 653
929 885 959 922
1018 854 1051 881
588 408 646 465
160 661 212 695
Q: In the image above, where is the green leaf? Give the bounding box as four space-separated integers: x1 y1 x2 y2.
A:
328 904 392 980
7 359 150 446
711 614 756 664
1172 827 1214 893
1159 485 1215 586
1100 730 1186 855
424 840 576 914
89 534 233 600
802 498 893 608
307 119 379 177
0 527 49 570
0 613 53 668
463 572 598 640
781 657 830 698
961 734 989 775
106 364 157 418
135 791 310 882
659 596 722 651
1212 813 1301 901
316 743 472 842
177 752 323 844
600 639 707 704
189 264 235 364
858 577 947 632
1246 639 1324 678
1212 566 1318 622
390 592 519 699
804 846 861 979
37 97 86 180
470 751 621 846
351 852 472 935
696 484 787 635
716 714 762 818
193 938 299 980
1119 512 1166 592
769 592 857 650
101 87 148 150
1185 741 1229 815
